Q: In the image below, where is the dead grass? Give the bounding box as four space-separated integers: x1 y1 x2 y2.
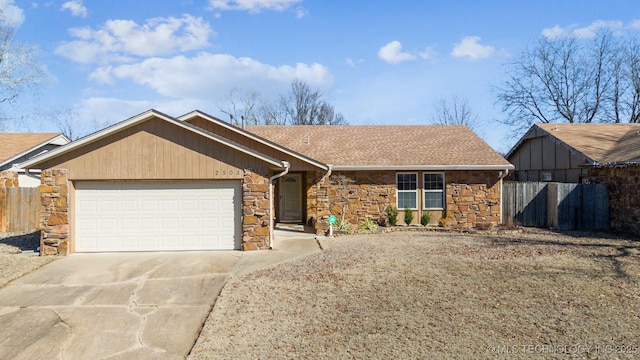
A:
0 232 57 288
189 230 640 359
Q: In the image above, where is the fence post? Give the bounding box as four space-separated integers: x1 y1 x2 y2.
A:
547 182 558 229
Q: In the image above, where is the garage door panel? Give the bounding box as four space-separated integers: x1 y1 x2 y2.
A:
122 200 138 211
75 181 241 252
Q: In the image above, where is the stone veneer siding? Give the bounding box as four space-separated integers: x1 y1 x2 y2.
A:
307 170 397 235
445 170 502 228
39 169 69 255
306 169 502 234
588 165 639 234
242 169 271 250
0 169 18 187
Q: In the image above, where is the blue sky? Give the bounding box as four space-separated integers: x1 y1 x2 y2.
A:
2 0 640 152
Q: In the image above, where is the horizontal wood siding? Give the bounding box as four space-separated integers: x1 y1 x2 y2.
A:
188 117 319 171
37 117 272 180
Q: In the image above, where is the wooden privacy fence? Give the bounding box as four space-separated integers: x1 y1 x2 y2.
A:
502 182 609 231
0 187 40 232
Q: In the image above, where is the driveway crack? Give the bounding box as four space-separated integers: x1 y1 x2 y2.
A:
127 263 164 349
51 308 73 360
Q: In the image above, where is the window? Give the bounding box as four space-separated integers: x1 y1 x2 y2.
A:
542 172 552 182
423 173 444 209
397 173 417 209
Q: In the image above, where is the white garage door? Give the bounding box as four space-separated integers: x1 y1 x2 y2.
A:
75 181 241 252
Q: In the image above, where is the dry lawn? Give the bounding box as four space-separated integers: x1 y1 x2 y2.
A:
0 232 57 288
190 229 640 359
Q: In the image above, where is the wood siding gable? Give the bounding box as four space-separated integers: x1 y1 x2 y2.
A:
508 126 592 182
35 117 276 180
183 114 326 172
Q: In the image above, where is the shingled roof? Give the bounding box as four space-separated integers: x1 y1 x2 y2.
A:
0 133 66 168
246 125 512 170
508 123 640 165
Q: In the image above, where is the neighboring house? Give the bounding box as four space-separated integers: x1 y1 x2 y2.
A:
507 122 640 234
506 123 640 183
19 109 513 255
0 133 70 186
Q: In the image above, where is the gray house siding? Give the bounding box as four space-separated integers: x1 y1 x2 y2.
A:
0 144 61 171
508 130 590 183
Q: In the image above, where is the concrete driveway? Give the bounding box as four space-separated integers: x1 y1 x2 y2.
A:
0 233 319 360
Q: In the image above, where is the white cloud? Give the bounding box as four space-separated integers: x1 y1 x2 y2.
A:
55 15 213 64
295 6 308 18
61 0 88 18
345 57 364 68
0 0 24 27
419 46 437 60
542 19 635 40
542 25 567 40
208 0 302 13
573 20 624 39
91 53 334 100
450 36 494 60
76 97 195 126
75 54 334 133
378 40 416 64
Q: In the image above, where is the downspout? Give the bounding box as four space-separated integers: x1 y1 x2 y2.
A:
498 169 510 224
320 165 332 236
320 164 333 184
268 161 290 250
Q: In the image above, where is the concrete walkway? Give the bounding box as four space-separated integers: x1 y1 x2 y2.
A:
0 231 320 360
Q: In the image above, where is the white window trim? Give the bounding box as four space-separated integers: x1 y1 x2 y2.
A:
396 172 418 210
423 172 445 210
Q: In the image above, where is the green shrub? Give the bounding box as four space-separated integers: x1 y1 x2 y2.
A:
359 217 379 231
385 205 398 226
404 207 414 225
335 220 353 231
420 212 431 226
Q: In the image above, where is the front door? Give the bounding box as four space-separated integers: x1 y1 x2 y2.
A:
279 173 303 222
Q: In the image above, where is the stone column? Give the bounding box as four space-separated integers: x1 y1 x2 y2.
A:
39 169 69 255
0 169 18 187
242 169 270 250
315 172 331 236
445 170 501 228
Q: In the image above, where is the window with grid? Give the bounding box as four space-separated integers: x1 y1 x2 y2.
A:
423 173 444 209
396 173 417 209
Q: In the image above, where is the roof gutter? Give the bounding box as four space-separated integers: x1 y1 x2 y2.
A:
331 164 515 171
268 161 290 250
586 161 640 168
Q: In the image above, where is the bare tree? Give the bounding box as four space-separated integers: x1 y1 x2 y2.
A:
280 79 348 125
51 107 79 140
218 80 346 126
496 31 619 130
217 88 260 126
623 39 640 123
257 100 288 125
0 26 42 115
220 80 347 126
431 96 479 131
